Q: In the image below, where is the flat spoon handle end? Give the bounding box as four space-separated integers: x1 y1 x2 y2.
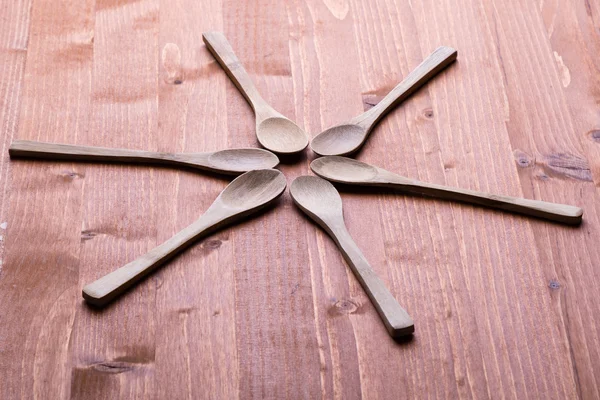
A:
388 317 416 338
360 45 457 128
360 271 415 338
506 199 583 225
390 177 583 225
335 226 414 338
83 217 213 307
83 261 152 307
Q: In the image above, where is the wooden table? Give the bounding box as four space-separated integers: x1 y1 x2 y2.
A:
1 0 598 398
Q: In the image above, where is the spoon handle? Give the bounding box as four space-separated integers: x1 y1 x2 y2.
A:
332 224 414 338
386 175 583 225
357 46 457 129
9 140 185 165
82 213 221 307
203 32 271 119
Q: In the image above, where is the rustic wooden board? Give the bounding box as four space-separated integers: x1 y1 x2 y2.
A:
1 0 598 398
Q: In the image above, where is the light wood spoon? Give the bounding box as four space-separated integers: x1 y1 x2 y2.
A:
311 156 583 225
203 31 308 155
290 176 414 338
9 140 279 175
311 46 457 156
82 169 287 307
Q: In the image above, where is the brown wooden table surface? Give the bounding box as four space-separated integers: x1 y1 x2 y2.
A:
1 0 599 398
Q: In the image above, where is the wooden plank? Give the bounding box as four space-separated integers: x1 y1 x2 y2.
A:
538 6 600 393
417 0 582 397
0 7 32 358
1 0 599 398
67 0 159 398
342 0 578 398
486 0 600 397
0 0 93 398
153 1 240 398
345 1 486 398
0 0 32 253
221 1 325 398
287 1 379 398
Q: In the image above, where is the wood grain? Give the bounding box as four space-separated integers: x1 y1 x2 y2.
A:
0 0 93 398
222 2 324 398
483 1 600 397
1 0 599 399
154 1 242 398
0 0 32 276
70 1 159 399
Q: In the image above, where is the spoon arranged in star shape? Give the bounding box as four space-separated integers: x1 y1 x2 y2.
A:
290 175 414 338
9 140 279 175
311 46 457 156
311 156 583 225
83 169 287 307
203 31 309 155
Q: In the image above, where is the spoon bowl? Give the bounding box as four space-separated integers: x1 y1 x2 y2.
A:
256 117 309 154
310 124 366 156
311 46 457 156
207 148 279 173
311 156 584 225
83 169 286 307
290 175 343 221
290 176 414 338
219 168 287 209
311 156 378 182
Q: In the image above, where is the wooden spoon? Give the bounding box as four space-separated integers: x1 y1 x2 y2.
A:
203 31 308 155
9 140 279 175
311 156 583 225
290 176 414 338
311 46 457 156
82 169 286 307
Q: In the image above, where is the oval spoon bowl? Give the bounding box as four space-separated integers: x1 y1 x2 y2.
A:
311 156 378 183
219 168 287 209
207 148 279 172
310 124 366 156
257 117 308 154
